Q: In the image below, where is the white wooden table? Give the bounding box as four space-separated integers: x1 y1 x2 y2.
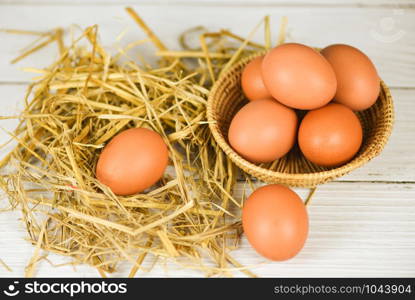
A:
0 0 414 277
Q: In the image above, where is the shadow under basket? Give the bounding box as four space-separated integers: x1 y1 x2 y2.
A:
207 52 395 187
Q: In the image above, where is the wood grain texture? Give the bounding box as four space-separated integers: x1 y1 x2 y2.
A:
0 4 414 87
0 84 413 183
0 1 414 278
1 0 415 6
1 182 414 277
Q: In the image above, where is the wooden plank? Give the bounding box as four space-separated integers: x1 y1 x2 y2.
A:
232 182 415 277
0 84 413 182
2 0 415 6
1 182 414 277
0 5 414 87
339 87 415 182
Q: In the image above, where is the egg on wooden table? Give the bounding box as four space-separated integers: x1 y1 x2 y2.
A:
96 128 169 195
228 99 298 163
241 55 272 101
242 184 309 261
298 103 363 167
321 44 380 111
261 43 337 110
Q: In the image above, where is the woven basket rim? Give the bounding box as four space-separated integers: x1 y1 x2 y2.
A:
207 50 395 184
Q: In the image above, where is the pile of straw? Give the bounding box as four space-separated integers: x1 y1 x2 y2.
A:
0 8 281 277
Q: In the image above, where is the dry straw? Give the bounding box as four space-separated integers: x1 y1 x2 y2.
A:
0 8 275 277
207 51 394 187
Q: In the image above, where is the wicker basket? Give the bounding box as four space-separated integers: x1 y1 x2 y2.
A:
207 51 394 187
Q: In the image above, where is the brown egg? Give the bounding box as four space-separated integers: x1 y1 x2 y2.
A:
228 99 297 163
241 56 272 101
321 44 380 111
298 103 363 167
96 128 168 195
242 184 309 261
261 43 337 110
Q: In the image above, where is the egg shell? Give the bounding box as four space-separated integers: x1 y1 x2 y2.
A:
321 44 380 111
96 128 168 195
298 103 363 167
242 184 309 261
241 56 272 101
228 99 298 163
261 43 337 110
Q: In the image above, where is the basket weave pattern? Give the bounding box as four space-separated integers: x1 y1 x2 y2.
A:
207 52 394 187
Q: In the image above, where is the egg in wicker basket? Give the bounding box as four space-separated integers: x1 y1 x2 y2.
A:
207 51 394 187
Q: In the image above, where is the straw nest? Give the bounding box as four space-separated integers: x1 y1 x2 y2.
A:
0 8 278 277
207 51 394 187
